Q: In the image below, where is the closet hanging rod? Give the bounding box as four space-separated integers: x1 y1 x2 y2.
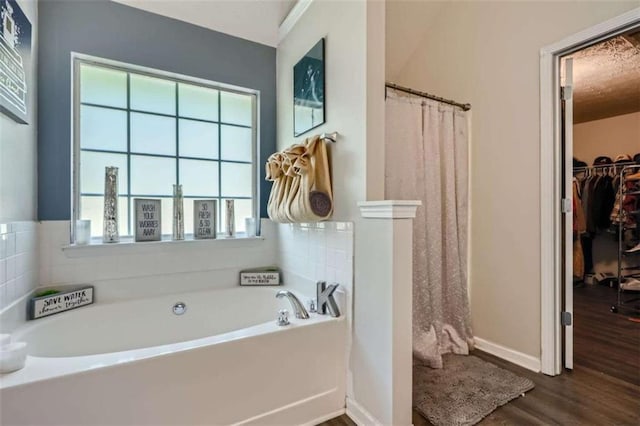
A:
574 163 637 171
320 132 338 143
385 82 471 111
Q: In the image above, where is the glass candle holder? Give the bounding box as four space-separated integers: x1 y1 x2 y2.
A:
225 200 235 237
245 218 256 237
103 166 119 243
172 184 184 240
75 220 91 245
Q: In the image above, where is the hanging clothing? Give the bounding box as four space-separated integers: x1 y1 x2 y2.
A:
573 178 587 235
573 178 586 280
590 174 615 230
611 179 639 229
385 91 473 369
584 174 601 233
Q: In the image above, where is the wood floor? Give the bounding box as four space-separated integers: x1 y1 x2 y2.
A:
320 284 640 426
574 283 640 386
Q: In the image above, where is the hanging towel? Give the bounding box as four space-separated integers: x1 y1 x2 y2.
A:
265 135 333 223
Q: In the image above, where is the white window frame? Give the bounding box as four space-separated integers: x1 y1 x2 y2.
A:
70 52 260 244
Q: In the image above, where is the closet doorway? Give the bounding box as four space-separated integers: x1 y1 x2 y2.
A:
560 27 640 382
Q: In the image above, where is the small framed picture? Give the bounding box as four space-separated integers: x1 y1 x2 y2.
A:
134 198 162 242
294 38 325 137
193 199 217 239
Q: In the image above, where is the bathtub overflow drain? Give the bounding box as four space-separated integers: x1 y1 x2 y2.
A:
172 302 187 315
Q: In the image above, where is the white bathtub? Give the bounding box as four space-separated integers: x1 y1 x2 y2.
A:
0 287 347 425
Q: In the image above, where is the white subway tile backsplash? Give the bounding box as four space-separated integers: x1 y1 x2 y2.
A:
16 230 35 255
277 221 354 318
0 221 39 312
5 233 16 257
0 283 6 310
5 279 15 302
15 275 27 299
0 235 6 260
326 248 337 268
6 256 15 281
15 253 27 276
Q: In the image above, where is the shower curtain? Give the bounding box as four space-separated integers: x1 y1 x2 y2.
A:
385 90 473 369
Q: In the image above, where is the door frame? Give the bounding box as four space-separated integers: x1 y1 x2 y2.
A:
539 7 640 376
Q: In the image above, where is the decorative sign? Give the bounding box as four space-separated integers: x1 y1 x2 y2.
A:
0 0 32 124
30 286 94 320
240 267 281 286
293 38 325 137
193 199 217 239
135 198 162 242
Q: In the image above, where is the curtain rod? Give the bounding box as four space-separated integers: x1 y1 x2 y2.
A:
385 82 471 111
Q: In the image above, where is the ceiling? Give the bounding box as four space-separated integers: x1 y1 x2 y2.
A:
112 0 297 47
569 32 640 123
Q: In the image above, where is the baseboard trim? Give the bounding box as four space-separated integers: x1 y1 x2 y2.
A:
345 397 383 426
474 337 541 372
302 409 346 426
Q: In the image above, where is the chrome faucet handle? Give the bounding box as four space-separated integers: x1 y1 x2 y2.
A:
277 309 290 326
275 290 310 319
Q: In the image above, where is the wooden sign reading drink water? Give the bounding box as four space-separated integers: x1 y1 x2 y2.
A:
193 200 217 239
135 198 162 242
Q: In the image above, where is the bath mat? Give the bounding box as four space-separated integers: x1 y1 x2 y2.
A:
413 353 535 426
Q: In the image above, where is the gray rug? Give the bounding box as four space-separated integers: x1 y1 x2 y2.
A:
413 354 535 426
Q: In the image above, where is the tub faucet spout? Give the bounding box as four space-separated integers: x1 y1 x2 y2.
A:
276 290 310 319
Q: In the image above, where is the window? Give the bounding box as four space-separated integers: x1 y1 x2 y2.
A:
73 56 257 241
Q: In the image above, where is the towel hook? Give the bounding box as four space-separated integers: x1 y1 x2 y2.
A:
320 132 338 143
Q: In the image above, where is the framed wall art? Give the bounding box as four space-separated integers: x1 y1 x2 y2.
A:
293 38 325 137
0 0 32 124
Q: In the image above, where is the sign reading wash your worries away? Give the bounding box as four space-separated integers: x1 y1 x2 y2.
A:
135 199 162 242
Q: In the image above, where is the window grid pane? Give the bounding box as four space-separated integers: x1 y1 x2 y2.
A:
130 112 176 156
130 74 176 115
80 63 127 108
77 61 256 239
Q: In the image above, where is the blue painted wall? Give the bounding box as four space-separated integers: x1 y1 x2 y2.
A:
38 0 275 220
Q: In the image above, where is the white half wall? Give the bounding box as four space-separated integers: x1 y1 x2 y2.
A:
277 0 393 423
